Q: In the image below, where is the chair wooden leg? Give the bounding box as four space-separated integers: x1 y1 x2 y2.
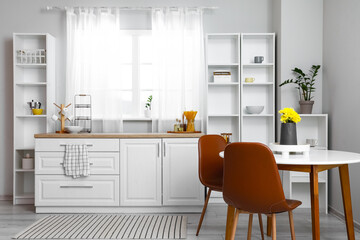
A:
225 205 236 240
271 214 276 240
288 211 296 240
230 209 240 240
267 216 272 236
196 188 212 236
258 214 264 240
247 214 253 240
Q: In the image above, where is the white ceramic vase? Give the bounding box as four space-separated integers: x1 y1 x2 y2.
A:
144 109 151 118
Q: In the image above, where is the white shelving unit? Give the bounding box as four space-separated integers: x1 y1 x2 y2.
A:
283 114 328 212
205 33 241 142
205 33 276 203
13 33 55 204
240 33 275 145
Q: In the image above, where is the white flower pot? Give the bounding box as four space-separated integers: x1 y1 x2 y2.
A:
144 109 151 118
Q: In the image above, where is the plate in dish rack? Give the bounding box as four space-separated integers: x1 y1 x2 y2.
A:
269 143 310 158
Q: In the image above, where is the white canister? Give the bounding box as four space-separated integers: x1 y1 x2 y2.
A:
22 153 34 169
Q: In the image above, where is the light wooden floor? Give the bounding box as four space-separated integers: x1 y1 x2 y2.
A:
0 201 358 240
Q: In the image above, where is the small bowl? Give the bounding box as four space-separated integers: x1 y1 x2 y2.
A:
246 106 264 114
32 109 43 115
65 126 83 134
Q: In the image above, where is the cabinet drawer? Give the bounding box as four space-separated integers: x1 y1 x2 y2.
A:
35 139 120 152
35 152 120 175
35 175 119 206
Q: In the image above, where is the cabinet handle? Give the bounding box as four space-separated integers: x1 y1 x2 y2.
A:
164 142 166 157
60 163 93 165
60 144 93 147
60 186 93 188
157 143 160 158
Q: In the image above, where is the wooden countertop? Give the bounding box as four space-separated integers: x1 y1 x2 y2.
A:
34 133 204 138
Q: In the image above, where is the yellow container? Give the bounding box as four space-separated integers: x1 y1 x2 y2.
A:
184 111 197 132
32 109 43 115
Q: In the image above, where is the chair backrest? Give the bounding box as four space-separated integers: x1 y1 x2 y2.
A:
223 142 286 214
198 135 227 188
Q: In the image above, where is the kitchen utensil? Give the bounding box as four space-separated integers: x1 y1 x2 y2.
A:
32 109 43 115
27 100 41 109
74 94 92 133
65 126 83 134
306 138 318 147
246 106 264 114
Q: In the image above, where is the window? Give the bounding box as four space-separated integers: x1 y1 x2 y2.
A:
118 30 154 118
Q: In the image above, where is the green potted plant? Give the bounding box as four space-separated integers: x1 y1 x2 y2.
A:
144 95 152 118
279 65 321 114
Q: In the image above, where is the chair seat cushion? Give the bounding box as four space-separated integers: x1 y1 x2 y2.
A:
205 177 223 192
270 199 302 214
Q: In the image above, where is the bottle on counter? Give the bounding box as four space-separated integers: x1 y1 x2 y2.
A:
22 153 34 169
174 119 180 132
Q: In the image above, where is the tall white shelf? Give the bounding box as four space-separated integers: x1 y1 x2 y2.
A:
205 33 241 142
240 33 275 144
205 33 275 203
13 33 55 204
283 114 329 212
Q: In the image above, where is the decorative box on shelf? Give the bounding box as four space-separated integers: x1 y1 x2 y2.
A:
213 70 231 83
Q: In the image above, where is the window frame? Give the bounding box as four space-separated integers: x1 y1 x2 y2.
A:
119 30 153 118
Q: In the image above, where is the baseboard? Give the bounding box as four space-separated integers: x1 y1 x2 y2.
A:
0 195 12 201
329 205 360 232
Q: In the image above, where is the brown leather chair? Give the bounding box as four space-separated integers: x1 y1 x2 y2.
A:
197 135 264 238
223 142 302 240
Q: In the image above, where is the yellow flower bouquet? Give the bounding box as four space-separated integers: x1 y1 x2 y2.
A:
279 108 301 124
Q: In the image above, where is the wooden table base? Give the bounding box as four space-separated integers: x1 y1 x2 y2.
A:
266 164 355 240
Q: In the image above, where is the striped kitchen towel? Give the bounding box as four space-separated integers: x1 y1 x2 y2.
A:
63 144 90 178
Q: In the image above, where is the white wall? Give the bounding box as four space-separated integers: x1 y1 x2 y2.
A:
274 0 323 114
0 0 272 197
323 0 360 225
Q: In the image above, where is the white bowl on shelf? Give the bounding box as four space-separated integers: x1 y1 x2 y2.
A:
65 126 83 134
246 106 264 114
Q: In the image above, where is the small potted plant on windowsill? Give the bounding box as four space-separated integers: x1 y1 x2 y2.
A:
279 65 321 114
144 95 152 118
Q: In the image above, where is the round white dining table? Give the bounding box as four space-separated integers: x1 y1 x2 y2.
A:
220 149 360 240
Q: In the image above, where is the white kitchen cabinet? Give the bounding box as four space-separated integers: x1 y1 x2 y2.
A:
163 138 204 206
120 139 162 206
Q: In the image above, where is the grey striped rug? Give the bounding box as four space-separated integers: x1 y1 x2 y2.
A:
13 214 187 239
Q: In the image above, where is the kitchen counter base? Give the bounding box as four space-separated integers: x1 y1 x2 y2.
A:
35 206 204 214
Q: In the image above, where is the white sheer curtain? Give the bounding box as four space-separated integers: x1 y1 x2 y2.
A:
152 8 205 132
66 7 123 132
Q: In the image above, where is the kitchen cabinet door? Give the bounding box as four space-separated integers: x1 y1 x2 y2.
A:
120 139 162 206
163 138 204 206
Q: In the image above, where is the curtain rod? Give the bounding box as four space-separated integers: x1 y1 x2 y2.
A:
45 6 218 11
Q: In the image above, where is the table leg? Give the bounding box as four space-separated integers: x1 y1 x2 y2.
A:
225 205 235 240
339 164 355 240
310 165 320 240
267 216 272 236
